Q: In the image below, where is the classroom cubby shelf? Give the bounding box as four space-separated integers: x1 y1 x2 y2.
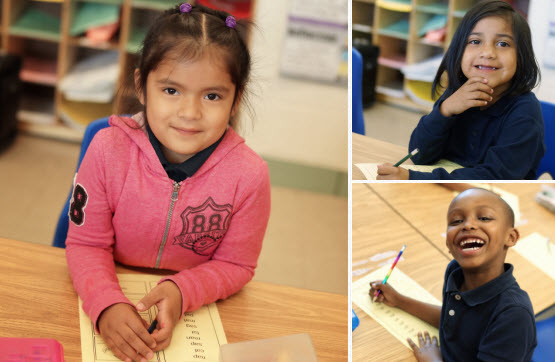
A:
353 0 478 112
0 0 256 142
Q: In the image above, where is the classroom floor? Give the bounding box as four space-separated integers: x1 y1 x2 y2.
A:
363 101 424 147
0 133 347 295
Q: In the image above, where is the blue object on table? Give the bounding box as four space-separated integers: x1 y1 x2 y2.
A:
352 48 365 135
537 100 555 179
52 116 111 248
533 312 555 361
352 309 360 331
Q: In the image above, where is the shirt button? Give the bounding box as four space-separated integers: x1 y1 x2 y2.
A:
449 309 455 316
470 144 475 150
472 131 478 137
455 294 461 300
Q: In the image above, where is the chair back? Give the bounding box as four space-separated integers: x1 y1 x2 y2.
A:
533 313 555 361
537 101 555 179
352 48 365 135
52 117 111 248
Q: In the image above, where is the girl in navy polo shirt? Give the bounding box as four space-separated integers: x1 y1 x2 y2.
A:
377 0 544 180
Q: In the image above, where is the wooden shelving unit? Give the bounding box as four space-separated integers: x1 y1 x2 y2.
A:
353 0 479 112
0 0 256 142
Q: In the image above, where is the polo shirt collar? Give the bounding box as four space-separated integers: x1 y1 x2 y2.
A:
146 125 223 182
445 263 516 307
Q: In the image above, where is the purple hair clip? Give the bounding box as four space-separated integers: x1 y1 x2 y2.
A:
180 3 192 13
225 16 236 29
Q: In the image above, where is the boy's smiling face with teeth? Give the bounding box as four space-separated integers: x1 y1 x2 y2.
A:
446 189 519 274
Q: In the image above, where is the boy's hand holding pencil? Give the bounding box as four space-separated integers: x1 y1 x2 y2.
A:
369 281 404 307
369 244 406 306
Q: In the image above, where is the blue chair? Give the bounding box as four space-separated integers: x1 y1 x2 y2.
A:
352 48 365 135
52 116 111 248
533 312 555 361
537 101 555 179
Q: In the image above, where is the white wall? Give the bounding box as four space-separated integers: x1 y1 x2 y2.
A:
241 0 348 172
528 0 555 103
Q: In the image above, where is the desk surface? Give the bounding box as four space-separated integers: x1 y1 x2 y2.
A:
352 133 411 180
352 184 449 362
0 238 347 362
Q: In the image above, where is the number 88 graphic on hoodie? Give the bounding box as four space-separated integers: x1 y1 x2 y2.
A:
174 197 233 256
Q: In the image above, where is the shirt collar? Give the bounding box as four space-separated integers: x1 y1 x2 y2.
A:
146 125 224 182
445 262 516 307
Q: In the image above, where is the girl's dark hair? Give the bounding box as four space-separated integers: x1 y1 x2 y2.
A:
432 0 540 100
132 4 252 130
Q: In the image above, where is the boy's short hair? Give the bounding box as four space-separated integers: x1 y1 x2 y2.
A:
450 188 515 227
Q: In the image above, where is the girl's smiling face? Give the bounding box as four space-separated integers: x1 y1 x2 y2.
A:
137 49 237 164
461 16 517 94
446 189 518 273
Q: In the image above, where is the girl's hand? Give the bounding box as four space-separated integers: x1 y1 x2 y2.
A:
408 331 443 362
440 77 494 117
98 303 156 362
369 281 404 308
377 163 409 180
136 281 183 351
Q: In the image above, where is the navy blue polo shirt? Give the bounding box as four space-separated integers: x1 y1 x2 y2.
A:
146 125 224 182
408 92 545 180
440 260 537 362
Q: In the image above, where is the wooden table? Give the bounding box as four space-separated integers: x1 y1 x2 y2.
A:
352 184 449 362
0 238 347 361
352 133 411 180
368 183 555 313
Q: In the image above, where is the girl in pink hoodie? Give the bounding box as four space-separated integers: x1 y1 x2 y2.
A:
65 4 271 361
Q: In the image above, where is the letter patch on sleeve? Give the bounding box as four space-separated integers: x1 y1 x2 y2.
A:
69 183 88 226
174 197 233 256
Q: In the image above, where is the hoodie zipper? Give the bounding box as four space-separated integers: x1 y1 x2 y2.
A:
155 181 180 269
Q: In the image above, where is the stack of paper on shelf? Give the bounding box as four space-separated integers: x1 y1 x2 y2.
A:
401 54 443 82
405 80 434 106
59 51 119 103
20 57 58 86
59 51 119 129
10 8 61 40
70 3 120 43
377 0 412 12
417 15 447 37
17 96 56 126
401 54 442 105
380 19 410 39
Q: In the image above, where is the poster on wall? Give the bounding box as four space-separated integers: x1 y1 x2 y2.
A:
279 0 348 85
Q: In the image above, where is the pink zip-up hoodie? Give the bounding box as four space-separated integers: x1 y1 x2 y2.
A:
66 114 271 329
